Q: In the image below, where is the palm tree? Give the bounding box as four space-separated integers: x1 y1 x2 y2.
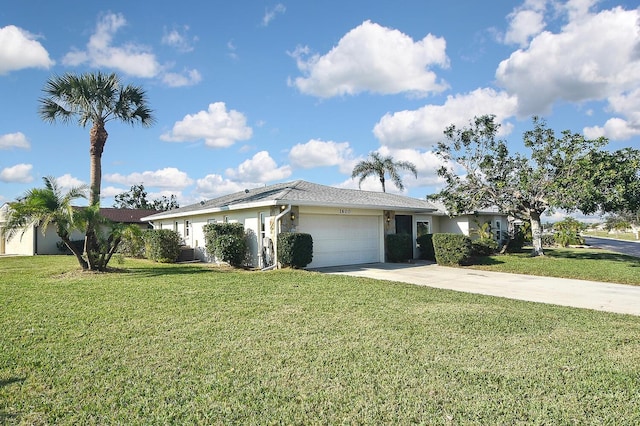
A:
38 72 155 206
351 152 418 192
38 72 154 270
2 176 89 269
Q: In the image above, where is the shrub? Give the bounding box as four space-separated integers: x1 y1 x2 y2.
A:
143 229 181 263
386 233 413 262
116 226 145 258
416 234 435 261
214 234 247 267
552 217 586 247
278 233 313 268
203 223 247 265
432 233 472 266
541 234 556 247
471 238 498 256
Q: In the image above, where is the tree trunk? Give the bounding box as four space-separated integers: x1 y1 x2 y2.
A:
61 235 89 270
380 176 386 192
530 211 544 256
89 123 108 206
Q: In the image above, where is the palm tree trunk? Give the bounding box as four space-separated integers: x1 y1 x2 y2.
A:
61 235 89 270
380 177 386 192
89 123 108 205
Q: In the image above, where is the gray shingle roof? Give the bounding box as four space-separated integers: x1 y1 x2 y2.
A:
142 180 439 220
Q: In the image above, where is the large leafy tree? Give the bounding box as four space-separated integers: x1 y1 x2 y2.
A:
431 115 623 256
1 176 89 269
38 72 154 270
351 152 417 192
113 184 179 211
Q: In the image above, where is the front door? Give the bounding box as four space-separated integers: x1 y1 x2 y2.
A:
395 215 412 236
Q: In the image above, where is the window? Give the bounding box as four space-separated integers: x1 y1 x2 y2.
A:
417 221 430 237
260 213 266 237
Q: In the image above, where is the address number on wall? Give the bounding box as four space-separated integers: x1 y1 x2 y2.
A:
339 209 352 214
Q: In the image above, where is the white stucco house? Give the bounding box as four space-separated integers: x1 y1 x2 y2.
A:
141 180 508 269
0 205 157 256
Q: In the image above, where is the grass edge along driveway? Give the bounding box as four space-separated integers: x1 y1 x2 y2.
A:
2 256 640 424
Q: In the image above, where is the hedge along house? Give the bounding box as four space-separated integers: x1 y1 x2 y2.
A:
141 180 508 269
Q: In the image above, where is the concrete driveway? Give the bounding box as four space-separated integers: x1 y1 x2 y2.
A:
315 261 640 316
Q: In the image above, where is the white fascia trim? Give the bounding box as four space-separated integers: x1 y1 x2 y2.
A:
140 200 278 221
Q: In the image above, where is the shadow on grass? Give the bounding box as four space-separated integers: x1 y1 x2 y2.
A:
0 377 24 388
121 263 249 278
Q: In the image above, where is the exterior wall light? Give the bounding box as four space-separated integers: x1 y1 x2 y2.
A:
385 213 391 223
290 213 296 221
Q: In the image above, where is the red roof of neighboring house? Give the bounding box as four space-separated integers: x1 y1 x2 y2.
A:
98 208 160 223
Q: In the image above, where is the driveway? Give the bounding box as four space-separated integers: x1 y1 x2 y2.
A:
315 261 640 316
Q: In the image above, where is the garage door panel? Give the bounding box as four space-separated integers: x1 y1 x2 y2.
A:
299 214 380 268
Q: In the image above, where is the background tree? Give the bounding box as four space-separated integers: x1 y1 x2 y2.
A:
431 115 618 256
113 184 179 211
38 72 154 270
1 176 89 269
351 152 417 192
114 184 179 211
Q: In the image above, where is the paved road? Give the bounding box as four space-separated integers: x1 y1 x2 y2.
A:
585 236 640 258
316 261 640 316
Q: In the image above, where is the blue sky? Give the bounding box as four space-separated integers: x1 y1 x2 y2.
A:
1 0 639 215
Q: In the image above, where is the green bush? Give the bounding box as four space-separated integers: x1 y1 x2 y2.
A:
432 233 472 266
552 217 586 247
143 229 181 263
471 238 498 256
203 223 247 264
214 234 247 267
416 234 435 261
541 234 556 247
386 233 413 262
116 226 146 258
278 233 313 268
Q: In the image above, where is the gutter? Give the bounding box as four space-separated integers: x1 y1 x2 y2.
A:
261 204 291 271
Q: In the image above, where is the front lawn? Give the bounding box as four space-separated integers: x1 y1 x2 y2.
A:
2 256 640 424
468 247 640 285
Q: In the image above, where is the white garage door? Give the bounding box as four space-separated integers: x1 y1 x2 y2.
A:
298 214 381 268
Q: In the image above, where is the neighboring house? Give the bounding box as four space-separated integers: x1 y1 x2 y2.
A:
141 180 508 269
0 205 158 256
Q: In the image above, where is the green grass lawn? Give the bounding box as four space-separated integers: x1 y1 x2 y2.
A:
583 230 639 241
467 247 640 285
2 256 640 424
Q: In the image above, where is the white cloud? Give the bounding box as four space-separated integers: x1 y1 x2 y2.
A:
195 174 259 199
161 26 197 52
496 5 640 116
290 20 449 98
161 69 202 87
584 118 640 141
104 167 194 190
0 163 33 183
0 25 54 74
0 132 30 150
262 4 286 27
161 102 253 148
225 151 291 183
289 139 354 173
503 9 546 47
56 173 86 190
373 88 518 148
63 12 161 78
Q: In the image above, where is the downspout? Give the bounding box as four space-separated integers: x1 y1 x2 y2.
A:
261 204 291 271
